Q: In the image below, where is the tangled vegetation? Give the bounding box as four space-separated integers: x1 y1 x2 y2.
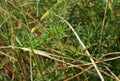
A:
0 0 120 81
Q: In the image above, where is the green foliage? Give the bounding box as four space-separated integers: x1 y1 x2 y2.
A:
0 0 120 81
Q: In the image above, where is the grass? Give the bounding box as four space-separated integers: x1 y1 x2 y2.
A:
0 0 120 81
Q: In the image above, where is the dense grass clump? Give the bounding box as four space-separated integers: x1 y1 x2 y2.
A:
0 0 120 81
